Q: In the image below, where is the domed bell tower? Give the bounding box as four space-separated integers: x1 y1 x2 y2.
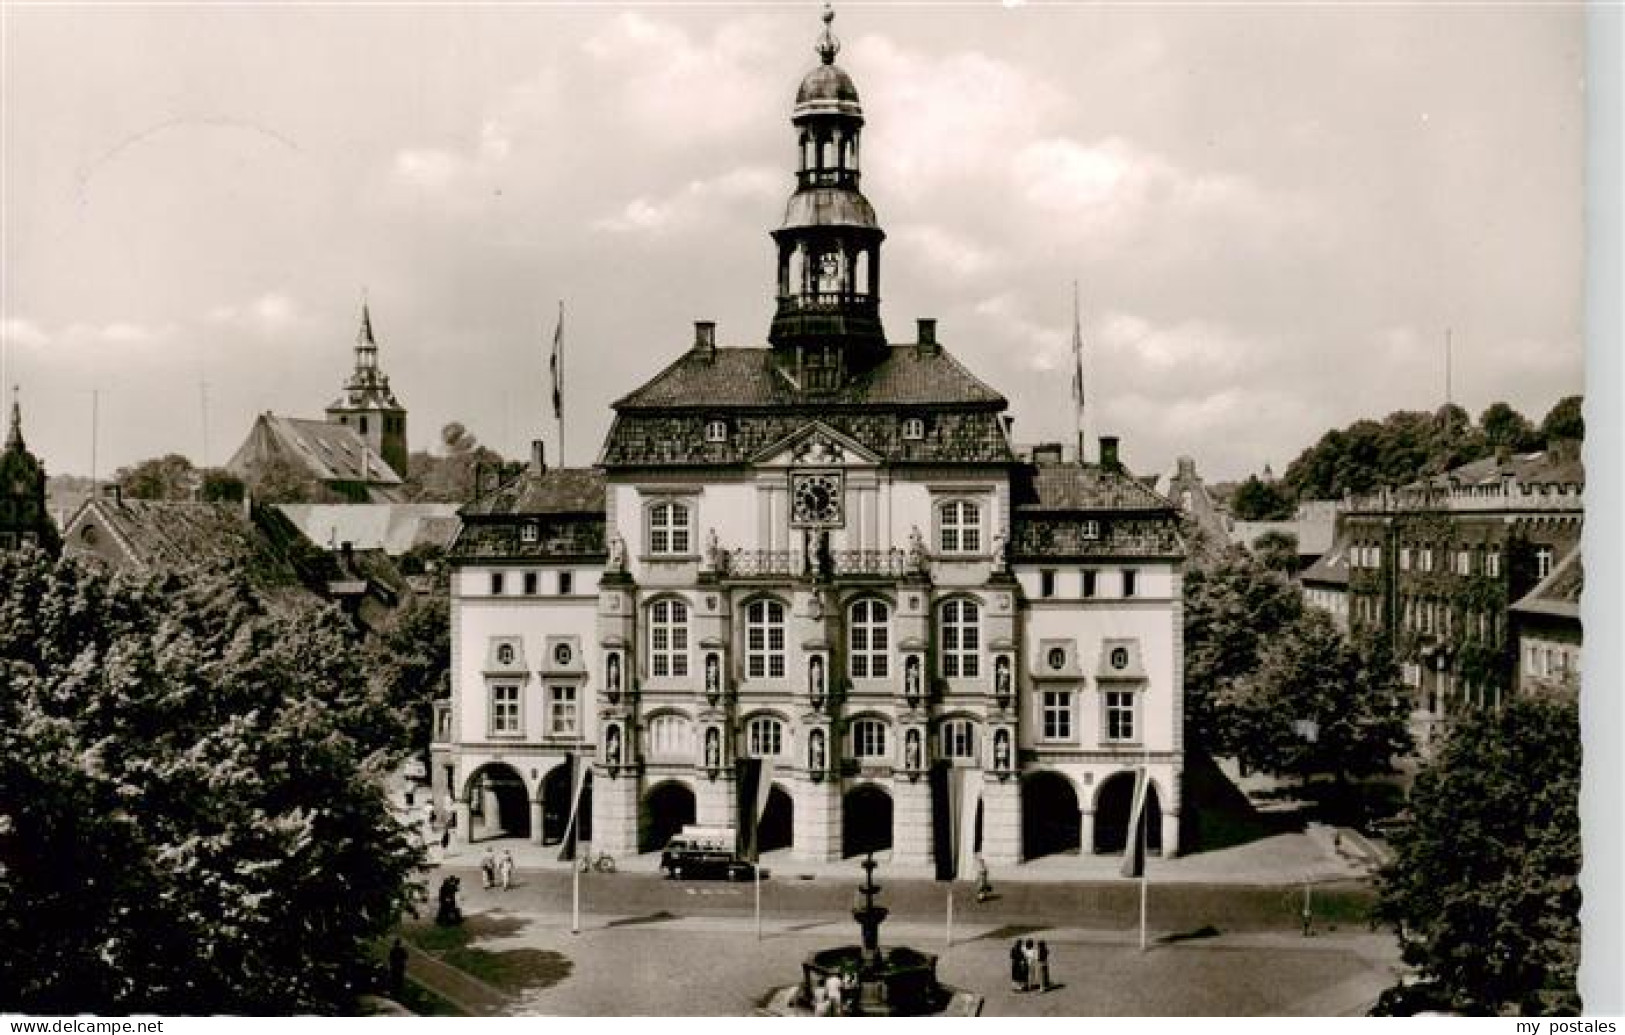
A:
768 6 887 393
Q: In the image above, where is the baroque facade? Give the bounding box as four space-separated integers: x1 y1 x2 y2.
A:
439 11 1185 867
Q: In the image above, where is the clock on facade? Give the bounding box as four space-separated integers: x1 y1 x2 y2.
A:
790 471 844 527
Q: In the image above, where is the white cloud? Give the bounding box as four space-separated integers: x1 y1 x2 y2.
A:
207 293 302 335
595 166 780 236
890 224 1004 279
1 318 50 350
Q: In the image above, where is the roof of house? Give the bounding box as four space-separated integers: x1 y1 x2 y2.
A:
1299 536 1351 588
228 413 403 491
460 467 607 518
1405 447 1584 493
274 503 462 555
1511 546 1582 621
612 344 1006 411
62 498 303 585
450 466 607 562
1011 461 1177 513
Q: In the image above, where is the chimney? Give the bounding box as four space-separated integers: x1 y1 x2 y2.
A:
1100 436 1121 472
530 439 547 474
1033 442 1064 464
917 318 939 354
694 320 717 358
101 483 122 504
1495 443 1512 465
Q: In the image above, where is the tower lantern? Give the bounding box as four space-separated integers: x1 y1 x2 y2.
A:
768 5 887 392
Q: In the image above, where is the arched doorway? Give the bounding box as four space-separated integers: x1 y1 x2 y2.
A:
1093 771 1164 855
842 784 893 858
641 780 696 853
758 784 794 854
466 762 530 842
541 764 572 845
1022 770 1081 860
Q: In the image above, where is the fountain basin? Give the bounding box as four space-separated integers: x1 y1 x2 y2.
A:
801 944 944 1016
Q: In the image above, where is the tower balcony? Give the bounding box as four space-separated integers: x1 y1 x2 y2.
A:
770 292 885 345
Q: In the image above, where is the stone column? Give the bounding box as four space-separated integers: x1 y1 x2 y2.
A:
980 778 1021 867
1080 809 1095 856
592 772 640 858
1161 810 1180 858
529 800 545 845
891 777 934 867
696 773 735 829
795 777 842 862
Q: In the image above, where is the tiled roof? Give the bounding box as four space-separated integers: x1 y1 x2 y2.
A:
612 345 1005 410
274 503 462 555
1230 517 1337 557
460 467 607 517
266 416 403 486
1010 514 1184 561
1405 448 1584 493
1011 462 1177 513
65 498 301 584
601 411 1013 468
1511 546 1582 620
1300 537 1350 587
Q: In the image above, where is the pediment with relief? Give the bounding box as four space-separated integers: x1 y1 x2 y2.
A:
750 421 881 469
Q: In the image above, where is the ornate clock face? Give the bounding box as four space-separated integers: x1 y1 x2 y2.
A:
790 471 844 527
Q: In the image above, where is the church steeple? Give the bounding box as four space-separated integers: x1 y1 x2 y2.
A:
768 5 887 392
326 298 409 479
5 385 22 453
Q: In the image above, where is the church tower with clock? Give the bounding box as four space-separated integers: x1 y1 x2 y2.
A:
443 7 1186 872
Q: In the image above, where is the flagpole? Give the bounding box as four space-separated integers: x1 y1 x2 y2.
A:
945 886 954 949
572 723 582 935
755 860 763 941
1139 743 1150 952
555 300 565 468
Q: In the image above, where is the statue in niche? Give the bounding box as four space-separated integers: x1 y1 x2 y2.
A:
809 655 826 702
992 530 1009 573
608 534 627 573
606 724 622 766
809 727 826 771
904 655 922 700
905 728 922 770
705 653 721 695
993 728 1011 771
995 655 1012 699
606 653 622 694
705 727 721 768
907 525 927 571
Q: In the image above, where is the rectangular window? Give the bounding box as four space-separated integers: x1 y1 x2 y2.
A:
1121 569 1138 598
1081 520 1101 540
1487 551 1502 577
490 684 521 736
1081 569 1097 598
1104 691 1137 743
548 685 577 737
1041 691 1072 741
1456 550 1472 576
490 572 505 596
940 720 977 759
1399 547 1411 571
852 721 888 759
523 572 538 595
1040 570 1056 598
559 571 574 595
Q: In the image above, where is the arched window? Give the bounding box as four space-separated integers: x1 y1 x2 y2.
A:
745 598 787 679
646 714 694 760
649 597 690 678
849 599 891 679
939 719 977 760
938 500 982 554
939 598 981 678
648 501 691 556
851 718 888 760
747 716 785 758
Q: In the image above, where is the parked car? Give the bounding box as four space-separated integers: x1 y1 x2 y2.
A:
660 826 755 881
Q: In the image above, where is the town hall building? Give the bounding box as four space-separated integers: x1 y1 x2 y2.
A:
438 9 1186 867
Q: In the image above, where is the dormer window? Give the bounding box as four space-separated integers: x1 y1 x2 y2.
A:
705 420 728 444
1081 519 1101 540
521 521 539 543
902 417 925 441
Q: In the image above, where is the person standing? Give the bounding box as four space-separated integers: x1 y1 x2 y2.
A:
1009 939 1027 993
1035 940 1052 992
498 850 515 891
1022 939 1039 992
387 938 408 996
824 972 845 1016
480 847 497 890
975 855 992 902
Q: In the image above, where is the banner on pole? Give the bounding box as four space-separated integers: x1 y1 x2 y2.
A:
933 766 978 881
1120 764 1149 879
557 753 589 863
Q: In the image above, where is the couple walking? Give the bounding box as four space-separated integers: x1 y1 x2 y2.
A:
1008 938 1052 993
480 848 516 891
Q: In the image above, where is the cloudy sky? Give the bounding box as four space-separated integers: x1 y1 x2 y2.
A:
2 2 1587 482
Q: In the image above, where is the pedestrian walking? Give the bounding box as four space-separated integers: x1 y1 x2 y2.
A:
841 969 858 1015
824 972 844 1016
975 855 992 902
1022 939 1039 992
1009 939 1027 993
387 937 408 996
1035 940 1052 992
480 847 497 890
498 849 515 891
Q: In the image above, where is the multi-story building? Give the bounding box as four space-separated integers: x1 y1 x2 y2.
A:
441 9 1185 867
1510 545 1582 700
1341 445 1582 745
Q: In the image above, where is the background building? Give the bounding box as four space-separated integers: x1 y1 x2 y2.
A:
1 391 60 555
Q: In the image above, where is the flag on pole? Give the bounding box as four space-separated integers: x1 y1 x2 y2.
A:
935 767 977 881
1120 764 1149 879
549 301 564 421
743 756 777 861
1070 281 1085 416
557 752 590 863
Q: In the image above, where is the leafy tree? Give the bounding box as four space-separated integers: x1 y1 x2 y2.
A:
403 422 504 503
249 449 325 504
0 550 424 1013
1229 474 1296 521
1181 549 1305 749
1215 608 1412 785
1538 395 1583 444
368 592 450 759
200 467 247 502
1248 529 1300 573
1478 401 1537 452
1376 698 1580 1015
115 453 197 500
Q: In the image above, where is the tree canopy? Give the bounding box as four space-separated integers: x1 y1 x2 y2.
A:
1376 697 1581 1015
1229 474 1296 521
0 548 425 1013
403 422 505 503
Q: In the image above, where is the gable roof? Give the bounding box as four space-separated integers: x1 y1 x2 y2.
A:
228 413 403 491
1011 461 1176 513
1300 536 1351 587
62 498 302 585
1511 546 1582 620
274 503 462 555
613 344 1006 410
